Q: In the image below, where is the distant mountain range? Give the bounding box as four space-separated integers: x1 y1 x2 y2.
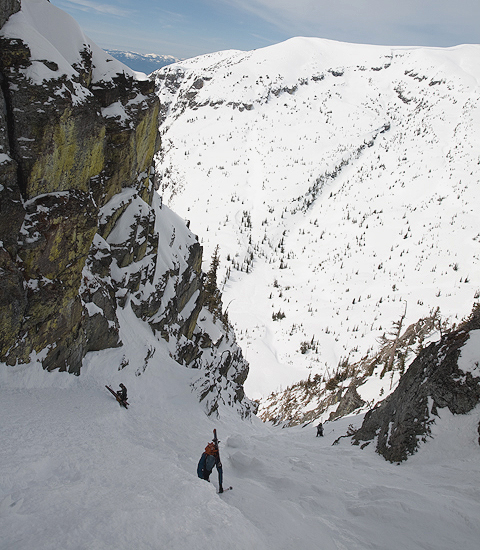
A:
105 50 179 74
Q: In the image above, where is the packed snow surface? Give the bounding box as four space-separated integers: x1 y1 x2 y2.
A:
155 38 480 399
2 324 480 550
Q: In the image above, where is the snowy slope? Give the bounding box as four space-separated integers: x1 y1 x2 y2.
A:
2 7 480 545
2 327 480 550
155 38 480 399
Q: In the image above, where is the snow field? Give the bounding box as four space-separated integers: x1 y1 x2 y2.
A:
1 11 480 548
2 313 480 550
156 39 480 399
2 356 480 550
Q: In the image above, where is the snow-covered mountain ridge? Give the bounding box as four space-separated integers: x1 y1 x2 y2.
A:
155 38 480 402
105 50 179 74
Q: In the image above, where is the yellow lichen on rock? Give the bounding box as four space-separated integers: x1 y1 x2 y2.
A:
26 107 106 199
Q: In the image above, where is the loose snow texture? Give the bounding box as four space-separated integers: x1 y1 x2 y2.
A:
155 38 480 399
1 329 480 550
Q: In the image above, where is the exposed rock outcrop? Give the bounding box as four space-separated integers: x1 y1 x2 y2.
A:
259 313 440 426
328 385 365 421
352 306 480 462
0 0 251 417
0 0 20 29
0 1 159 371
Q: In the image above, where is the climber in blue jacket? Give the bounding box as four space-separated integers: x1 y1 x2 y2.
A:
197 441 223 492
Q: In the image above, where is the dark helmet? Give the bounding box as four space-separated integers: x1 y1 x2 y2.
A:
119 383 125 389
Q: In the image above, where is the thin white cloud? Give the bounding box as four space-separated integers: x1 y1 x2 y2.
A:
214 0 480 46
153 7 186 20
60 0 132 17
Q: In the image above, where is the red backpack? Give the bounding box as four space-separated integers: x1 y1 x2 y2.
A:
205 442 218 456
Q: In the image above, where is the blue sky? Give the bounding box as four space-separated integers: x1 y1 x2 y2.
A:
50 0 480 59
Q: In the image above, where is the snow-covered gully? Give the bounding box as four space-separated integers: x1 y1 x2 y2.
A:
2 353 479 550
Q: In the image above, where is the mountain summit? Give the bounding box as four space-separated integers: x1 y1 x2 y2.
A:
154 37 480 399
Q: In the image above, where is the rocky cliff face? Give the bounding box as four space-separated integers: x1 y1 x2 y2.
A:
259 312 440 426
0 0 19 28
0 0 251 417
352 306 480 461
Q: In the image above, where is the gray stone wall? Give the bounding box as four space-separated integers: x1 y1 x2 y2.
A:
0 0 20 30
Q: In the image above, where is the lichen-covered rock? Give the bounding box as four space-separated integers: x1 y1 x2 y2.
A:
94 76 161 206
0 2 160 372
0 0 252 417
0 248 26 359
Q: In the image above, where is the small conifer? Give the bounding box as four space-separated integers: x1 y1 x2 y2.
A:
204 245 223 320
